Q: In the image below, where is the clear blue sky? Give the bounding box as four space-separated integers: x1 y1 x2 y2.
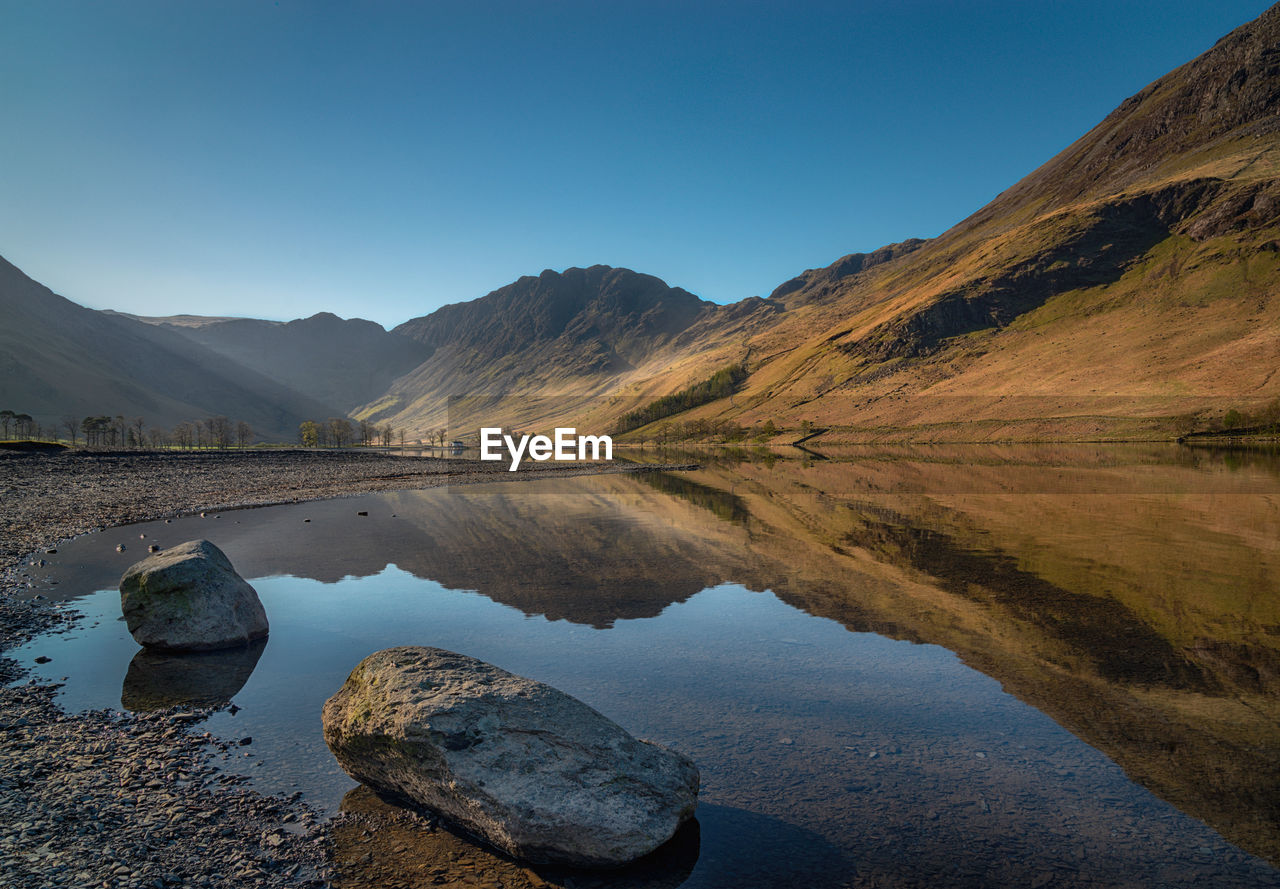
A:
0 1 1272 328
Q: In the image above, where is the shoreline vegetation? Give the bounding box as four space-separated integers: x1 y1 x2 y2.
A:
4 395 1278 456
0 449 694 889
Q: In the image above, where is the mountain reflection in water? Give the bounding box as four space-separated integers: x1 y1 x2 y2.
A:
21 443 1280 886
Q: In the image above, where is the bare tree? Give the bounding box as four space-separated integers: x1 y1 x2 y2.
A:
0 410 13 438
236 420 252 448
148 426 169 449
327 417 353 448
210 416 232 449
81 416 108 447
61 416 80 447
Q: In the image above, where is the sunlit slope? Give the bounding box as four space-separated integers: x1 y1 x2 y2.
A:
609 6 1280 441
348 7 1280 442
352 265 780 438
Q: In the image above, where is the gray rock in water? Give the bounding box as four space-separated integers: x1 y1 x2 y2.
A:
322 646 699 868
119 539 269 652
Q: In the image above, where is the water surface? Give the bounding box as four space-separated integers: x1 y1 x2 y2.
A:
14 445 1280 888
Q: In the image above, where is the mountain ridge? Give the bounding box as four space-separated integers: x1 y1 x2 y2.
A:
610 4 1280 442
0 256 344 441
154 311 431 414
6 7 1280 442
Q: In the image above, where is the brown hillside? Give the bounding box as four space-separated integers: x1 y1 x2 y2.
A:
609 5 1280 442
354 265 779 438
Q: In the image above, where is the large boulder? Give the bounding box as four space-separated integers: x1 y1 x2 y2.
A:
322 646 699 868
119 539 269 651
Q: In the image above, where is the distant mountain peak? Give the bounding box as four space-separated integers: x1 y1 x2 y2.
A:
392 264 710 354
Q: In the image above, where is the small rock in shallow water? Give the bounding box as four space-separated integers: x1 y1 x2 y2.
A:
356 511 368 517
34 656 51 664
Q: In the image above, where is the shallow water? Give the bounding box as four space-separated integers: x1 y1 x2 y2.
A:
13 444 1280 888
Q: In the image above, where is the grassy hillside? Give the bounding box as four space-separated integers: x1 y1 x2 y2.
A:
352 265 778 440
599 6 1280 442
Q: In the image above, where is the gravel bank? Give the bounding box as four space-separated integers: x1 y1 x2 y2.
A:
0 449 690 889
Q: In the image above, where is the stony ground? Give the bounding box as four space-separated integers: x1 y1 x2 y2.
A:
0 448 683 889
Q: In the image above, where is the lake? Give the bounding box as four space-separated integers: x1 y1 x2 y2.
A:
13 444 1280 888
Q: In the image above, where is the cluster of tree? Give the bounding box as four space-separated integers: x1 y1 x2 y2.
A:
615 363 750 434
0 409 41 440
1174 398 1280 436
74 415 254 449
0 411 261 449
298 419 403 448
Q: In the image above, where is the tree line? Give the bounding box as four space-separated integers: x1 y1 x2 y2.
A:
298 418 404 448
614 362 749 434
0 410 40 440
80 415 255 449
1 409 255 449
1175 398 1280 437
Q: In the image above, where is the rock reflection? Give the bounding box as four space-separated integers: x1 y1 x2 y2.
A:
121 639 267 711
39 443 1280 872
332 785 699 889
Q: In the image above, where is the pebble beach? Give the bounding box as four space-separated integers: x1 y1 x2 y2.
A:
0 448 682 889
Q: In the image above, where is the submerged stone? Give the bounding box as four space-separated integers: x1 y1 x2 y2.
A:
321 646 699 868
119 539 269 652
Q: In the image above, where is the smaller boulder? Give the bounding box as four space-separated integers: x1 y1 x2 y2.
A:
119 539 268 651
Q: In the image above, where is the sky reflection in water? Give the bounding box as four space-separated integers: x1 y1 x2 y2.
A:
14 445 1280 888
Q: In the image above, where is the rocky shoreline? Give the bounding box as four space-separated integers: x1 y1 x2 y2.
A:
0 449 689 889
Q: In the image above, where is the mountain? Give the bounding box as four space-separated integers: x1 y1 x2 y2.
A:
601 5 1280 441
0 256 343 441
9 7 1278 443
350 7 1280 444
142 312 431 414
354 265 779 435
691 5 1280 440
